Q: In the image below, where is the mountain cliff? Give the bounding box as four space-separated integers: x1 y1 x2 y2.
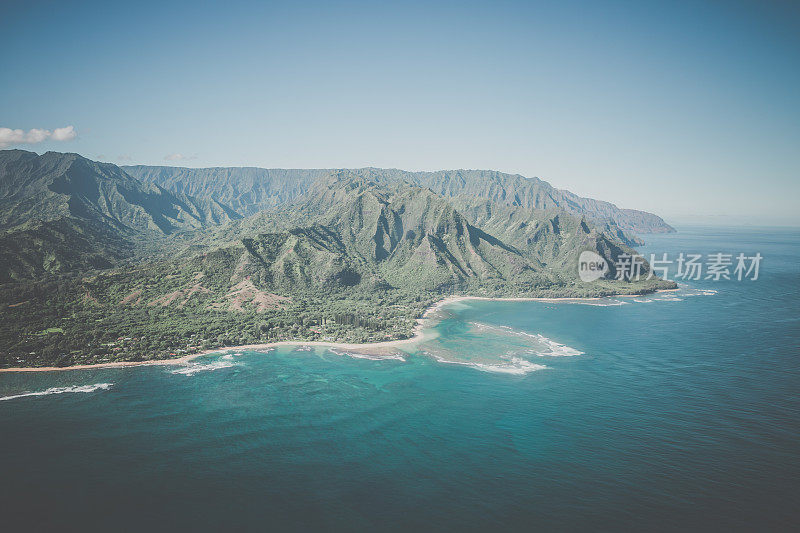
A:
0 150 240 280
183 172 648 292
123 165 674 235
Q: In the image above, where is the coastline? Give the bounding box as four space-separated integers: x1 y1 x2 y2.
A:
0 308 436 373
0 289 676 373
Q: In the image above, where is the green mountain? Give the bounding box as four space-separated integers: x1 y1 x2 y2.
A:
0 150 675 368
243 225 375 290
0 150 240 280
296 177 544 290
189 172 647 291
123 165 674 235
123 165 330 216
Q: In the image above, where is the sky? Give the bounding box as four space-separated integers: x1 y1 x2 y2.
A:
1 0 798 226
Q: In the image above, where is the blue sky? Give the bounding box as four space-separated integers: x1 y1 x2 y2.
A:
1 0 798 225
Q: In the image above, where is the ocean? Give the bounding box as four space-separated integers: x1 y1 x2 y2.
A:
1 226 798 531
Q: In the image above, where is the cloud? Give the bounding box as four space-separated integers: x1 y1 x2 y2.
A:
116 154 133 162
164 153 197 161
51 126 77 142
0 125 78 148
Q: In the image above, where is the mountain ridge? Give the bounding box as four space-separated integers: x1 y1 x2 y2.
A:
1 150 675 368
123 164 674 235
0 150 241 280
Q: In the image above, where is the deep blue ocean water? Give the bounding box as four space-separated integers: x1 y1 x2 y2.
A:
1 226 799 532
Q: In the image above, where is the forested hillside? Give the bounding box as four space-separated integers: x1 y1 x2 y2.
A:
1 150 675 368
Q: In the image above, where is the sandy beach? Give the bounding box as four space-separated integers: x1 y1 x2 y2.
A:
0 304 437 373
0 289 674 373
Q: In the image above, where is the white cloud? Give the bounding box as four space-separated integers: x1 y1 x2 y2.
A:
24 129 50 143
116 154 133 161
0 125 78 148
51 125 77 142
164 153 197 161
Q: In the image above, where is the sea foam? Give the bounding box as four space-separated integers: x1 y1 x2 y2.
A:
526 334 584 357
171 359 239 376
579 299 628 306
327 348 406 361
0 383 113 401
423 351 547 375
469 323 584 357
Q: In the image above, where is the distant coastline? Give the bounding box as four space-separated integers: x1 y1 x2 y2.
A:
0 288 677 373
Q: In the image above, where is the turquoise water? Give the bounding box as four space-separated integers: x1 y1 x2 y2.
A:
1 227 799 531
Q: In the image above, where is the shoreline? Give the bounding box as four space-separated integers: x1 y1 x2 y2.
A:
0 288 677 373
0 311 434 373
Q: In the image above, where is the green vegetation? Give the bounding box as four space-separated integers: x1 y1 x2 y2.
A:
124 165 675 235
37 328 64 335
0 150 675 368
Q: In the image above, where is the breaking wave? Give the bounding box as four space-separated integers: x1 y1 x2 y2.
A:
524 334 585 357
678 287 718 297
414 322 582 374
422 351 547 375
327 348 406 361
171 359 240 376
578 300 628 306
0 383 113 401
469 323 584 357
632 287 716 304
